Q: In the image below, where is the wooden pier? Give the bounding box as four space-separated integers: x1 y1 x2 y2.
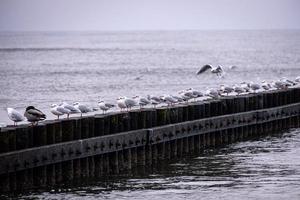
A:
1 88 300 192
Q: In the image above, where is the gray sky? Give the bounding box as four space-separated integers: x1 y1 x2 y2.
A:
0 0 299 31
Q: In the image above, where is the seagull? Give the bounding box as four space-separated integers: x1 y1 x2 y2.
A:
147 95 161 108
220 85 234 96
205 89 220 99
98 100 115 114
249 82 261 93
187 88 204 98
60 102 81 118
233 85 245 96
117 97 127 111
196 64 224 77
73 102 92 117
171 94 185 103
295 76 300 83
272 81 288 90
178 91 193 102
184 88 204 101
160 95 177 106
178 90 194 102
24 106 46 125
7 108 25 126
240 82 250 92
280 77 296 87
124 97 138 111
133 96 150 109
52 103 70 118
50 104 65 119
261 81 272 90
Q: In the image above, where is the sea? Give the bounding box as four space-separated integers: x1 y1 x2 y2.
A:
0 30 300 199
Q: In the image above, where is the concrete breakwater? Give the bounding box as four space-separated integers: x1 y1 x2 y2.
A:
1 88 300 193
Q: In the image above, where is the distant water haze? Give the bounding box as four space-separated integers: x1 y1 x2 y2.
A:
0 0 300 31
0 30 300 125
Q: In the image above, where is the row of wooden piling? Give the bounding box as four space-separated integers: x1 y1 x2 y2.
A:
1 88 300 154
1 88 300 193
1 111 299 193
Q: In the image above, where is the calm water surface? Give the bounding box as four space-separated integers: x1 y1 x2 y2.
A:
0 30 300 124
7 128 300 200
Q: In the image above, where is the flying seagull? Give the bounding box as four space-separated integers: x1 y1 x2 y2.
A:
196 64 223 77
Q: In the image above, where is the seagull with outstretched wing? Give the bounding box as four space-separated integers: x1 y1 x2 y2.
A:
196 64 224 77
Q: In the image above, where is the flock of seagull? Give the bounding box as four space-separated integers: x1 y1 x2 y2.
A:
5 64 300 126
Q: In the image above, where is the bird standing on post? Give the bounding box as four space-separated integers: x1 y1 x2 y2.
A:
98 100 115 114
7 108 25 126
24 106 46 125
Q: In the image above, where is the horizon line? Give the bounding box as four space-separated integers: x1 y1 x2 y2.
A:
0 28 300 33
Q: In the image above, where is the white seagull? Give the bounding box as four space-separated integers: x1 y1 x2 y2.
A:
220 85 234 96
233 85 245 96
249 82 261 93
133 96 150 109
240 82 250 92
7 108 25 126
272 81 288 90
205 89 220 99
98 100 115 114
261 81 272 90
160 95 177 106
117 97 127 111
50 104 65 119
196 64 224 77
179 90 195 101
280 77 296 87
73 102 92 117
124 97 138 111
147 95 161 108
24 106 46 125
60 102 81 118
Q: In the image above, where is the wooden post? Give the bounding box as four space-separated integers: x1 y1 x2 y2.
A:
177 138 183 157
73 158 81 181
183 137 189 155
182 105 189 122
81 158 90 178
157 142 165 160
156 108 168 126
109 113 119 134
80 117 90 139
94 155 103 178
46 164 55 187
94 115 105 137
170 139 178 158
46 121 56 145
129 111 139 130
0 128 10 153
124 148 132 171
145 144 152 169
188 136 194 153
15 125 30 150
61 119 74 142
169 107 179 124
32 124 47 188
221 129 228 145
